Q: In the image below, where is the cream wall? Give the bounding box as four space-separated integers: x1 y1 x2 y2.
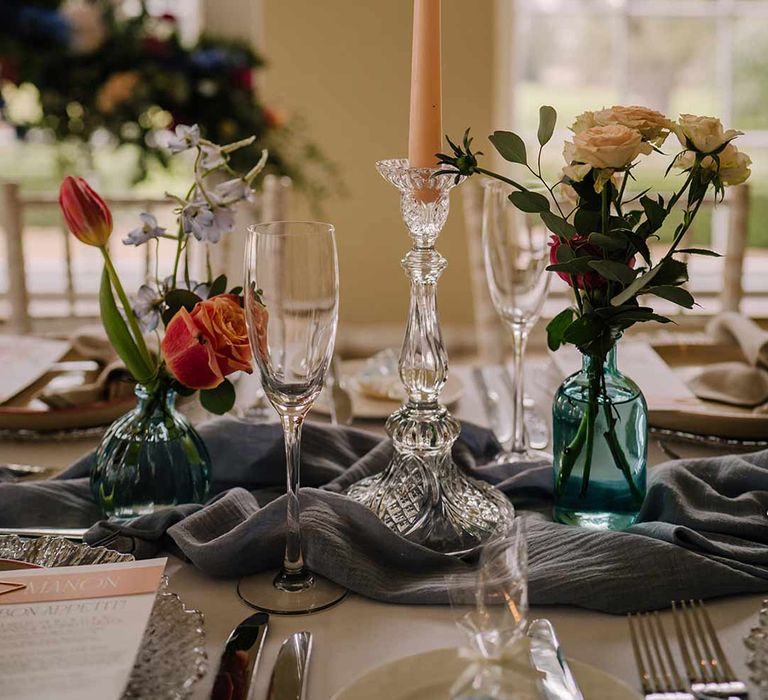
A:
257 1 497 343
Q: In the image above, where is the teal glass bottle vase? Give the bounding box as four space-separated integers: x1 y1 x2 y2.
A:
91 383 211 519
552 345 647 530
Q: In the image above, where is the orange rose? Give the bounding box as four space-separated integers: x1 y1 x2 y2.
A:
162 294 252 390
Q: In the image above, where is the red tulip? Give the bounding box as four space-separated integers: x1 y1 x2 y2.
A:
59 176 113 247
162 295 252 390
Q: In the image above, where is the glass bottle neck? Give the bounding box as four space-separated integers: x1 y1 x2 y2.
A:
135 383 176 414
581 345 618 376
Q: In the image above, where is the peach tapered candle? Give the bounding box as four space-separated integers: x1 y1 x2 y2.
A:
408 0 442 169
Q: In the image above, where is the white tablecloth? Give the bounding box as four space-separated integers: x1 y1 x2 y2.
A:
1 362 763 699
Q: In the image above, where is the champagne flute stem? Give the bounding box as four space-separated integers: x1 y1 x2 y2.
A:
276 412 311 591
510 324 528 453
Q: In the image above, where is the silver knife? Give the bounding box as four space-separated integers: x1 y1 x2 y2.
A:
209 612 269 700
267 631 312 700
0 527 87 541
528 618 584 700
472 366 513 448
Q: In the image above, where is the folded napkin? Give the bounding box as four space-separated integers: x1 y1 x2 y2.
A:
1 419 767 614
709 312 768 367
687 313 768 409
39 327 149 408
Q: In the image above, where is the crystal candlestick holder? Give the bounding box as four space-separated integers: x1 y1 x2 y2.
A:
344 159 515 555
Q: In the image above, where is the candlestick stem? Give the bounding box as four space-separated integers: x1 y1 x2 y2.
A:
345 159 514 555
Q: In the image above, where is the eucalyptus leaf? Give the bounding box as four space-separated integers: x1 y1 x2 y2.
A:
546 307 574 351
587 232 626 252
509 190 550 213
640 195 666 231
610 265 661 306
537 105 557 147
547 257 594 273
587 260 637 285
677 248 722 257
562 315 605 347
99 268 154 385
573 207 602 236
489 130 527 165
652 258 688 287
610 256 688 306
200 378 236 415
623 229 652 266
541 210 576 239
555 244 574 262
623 209 643 228
646 285 695 308
208 274 228 297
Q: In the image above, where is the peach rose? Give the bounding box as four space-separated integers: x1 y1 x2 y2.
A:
674 114 742 155
674 143 752 186
162 294 252 390
593 105 672 145
570 111 598 134
563 125 652 192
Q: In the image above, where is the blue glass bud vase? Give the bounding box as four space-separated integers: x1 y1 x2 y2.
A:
552 344 647 530
91 383 211 519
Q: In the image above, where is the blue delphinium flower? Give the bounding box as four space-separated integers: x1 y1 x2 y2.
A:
181 201 216 241
123 212 166 246
132 284 162 333
166 124 200 154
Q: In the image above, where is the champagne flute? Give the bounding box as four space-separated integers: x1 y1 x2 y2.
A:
482 181 552 466
238 221 345 614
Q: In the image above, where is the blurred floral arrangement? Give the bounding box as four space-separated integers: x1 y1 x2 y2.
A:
58 125 266 414
0 0 337 199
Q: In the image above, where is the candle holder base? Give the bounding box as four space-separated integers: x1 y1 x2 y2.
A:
345 406 514 555
344 158 514 556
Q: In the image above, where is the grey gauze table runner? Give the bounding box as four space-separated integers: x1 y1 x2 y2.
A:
1 417 767 614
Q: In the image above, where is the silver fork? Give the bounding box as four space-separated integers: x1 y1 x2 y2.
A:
628 610 695 699
672 600 749 699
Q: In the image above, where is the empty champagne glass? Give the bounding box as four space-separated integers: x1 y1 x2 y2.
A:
482 181 552 466
446 519 530 699
238 221 345 614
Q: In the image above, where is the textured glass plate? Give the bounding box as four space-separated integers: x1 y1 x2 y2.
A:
0 535 207 699
746 599 768 699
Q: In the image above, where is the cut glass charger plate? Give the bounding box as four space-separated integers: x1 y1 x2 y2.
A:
331 646 641 700
745 599 768 699
0 535 207 699
314 358 465 420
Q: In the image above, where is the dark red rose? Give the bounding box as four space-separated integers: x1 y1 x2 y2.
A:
548 234 635 290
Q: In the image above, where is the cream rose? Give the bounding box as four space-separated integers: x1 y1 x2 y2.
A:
674 114 742 154
570 111 598 134
565 125 651 170
674 143 752 186
593 105 672 145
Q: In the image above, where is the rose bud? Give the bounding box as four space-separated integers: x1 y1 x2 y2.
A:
162 294 252 390
58 176 114 247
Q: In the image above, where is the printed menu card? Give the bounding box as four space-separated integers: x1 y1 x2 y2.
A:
0 558 167 700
